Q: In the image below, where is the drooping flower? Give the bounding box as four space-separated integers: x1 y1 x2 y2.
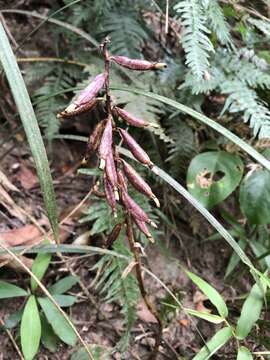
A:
118 128 153 168
99 116 113 169
110 55 167 71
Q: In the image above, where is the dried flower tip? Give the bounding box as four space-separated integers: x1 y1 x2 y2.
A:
122 191 155 227
114 107 147 128
118 128 153 167
99 116 113 168
117 169 128 192
75 73 106 107
133 218 154 243
83 119 107 163
105 152 119 201
152 195 160 208
104 174 117 216
121 159 159 207
57 98 98 119
110 55 167 71
106 223 122 248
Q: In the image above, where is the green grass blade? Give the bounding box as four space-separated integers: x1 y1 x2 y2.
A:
111 87 270 172
0 23 58 239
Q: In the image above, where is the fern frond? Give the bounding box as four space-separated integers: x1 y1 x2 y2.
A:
99 14 148 58
207 0 232 45
248 17 270 38
174 0 214 79
220 80 270 138
92 236 139 352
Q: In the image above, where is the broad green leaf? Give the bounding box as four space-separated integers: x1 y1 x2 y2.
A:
52 295 77 307
187 151 243 209
31 253 51 291
71 345 110 360
240 169 270 225
193 327 232 360
0 23 58 238
236 283 264 339
21 296 41 360
111 88 270 172
185 308 224 324
185 269 228 318
38 297 77 346
40 314 58 352
49 275 79 295
0 281 28 299
237 346 253 360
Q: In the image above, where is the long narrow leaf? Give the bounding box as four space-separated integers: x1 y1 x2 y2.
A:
193 327 232 360
111 87 270 172
0 23 58 238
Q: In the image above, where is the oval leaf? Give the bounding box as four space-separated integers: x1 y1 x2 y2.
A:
237 346 253 360
240 169 270 224
48 275 79 295
236 283 264 340
38 297 77 346
71 345 110 360
40 314 58 353
21 296 41 360
187 151 243 209
0 281 28 299
185 269 228 318
31 253 51 291
193 327 232 360
185 308 224 324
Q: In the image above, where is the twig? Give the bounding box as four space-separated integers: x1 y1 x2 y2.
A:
126 214 162 360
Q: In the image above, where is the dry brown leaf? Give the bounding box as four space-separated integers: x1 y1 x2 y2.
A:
0 224 42 246
16 166 38 190
137 300 158 323
0 185 26 222
0 170 19 192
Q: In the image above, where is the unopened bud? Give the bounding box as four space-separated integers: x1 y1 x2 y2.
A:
110 55 167 71
117 169 128 192
122 191 157 228
133 218 154 243
75 73 106 107
114 107 147 128
83 119 107 163
118 128 153 168
99 116 113 169
104 174 117 216
106 223 122 248
105 152 119 200
121 160 160 207
57 98 98 119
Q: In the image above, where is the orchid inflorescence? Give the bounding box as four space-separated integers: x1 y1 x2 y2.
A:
58 40 167 244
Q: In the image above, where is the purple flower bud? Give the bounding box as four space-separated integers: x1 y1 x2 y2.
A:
75 73 106 107
118 128 153 168
104 174 117 217
57 98 98 119
110 55 167 71
122 190 157 228
121 160 160 207
133 218 154 242
106 223 122 248
99 116 113 169
114 107 147 128
82 119 107 163
105 151 119 200
117 169 128 192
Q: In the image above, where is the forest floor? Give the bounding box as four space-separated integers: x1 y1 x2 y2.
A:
0 2 254 359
